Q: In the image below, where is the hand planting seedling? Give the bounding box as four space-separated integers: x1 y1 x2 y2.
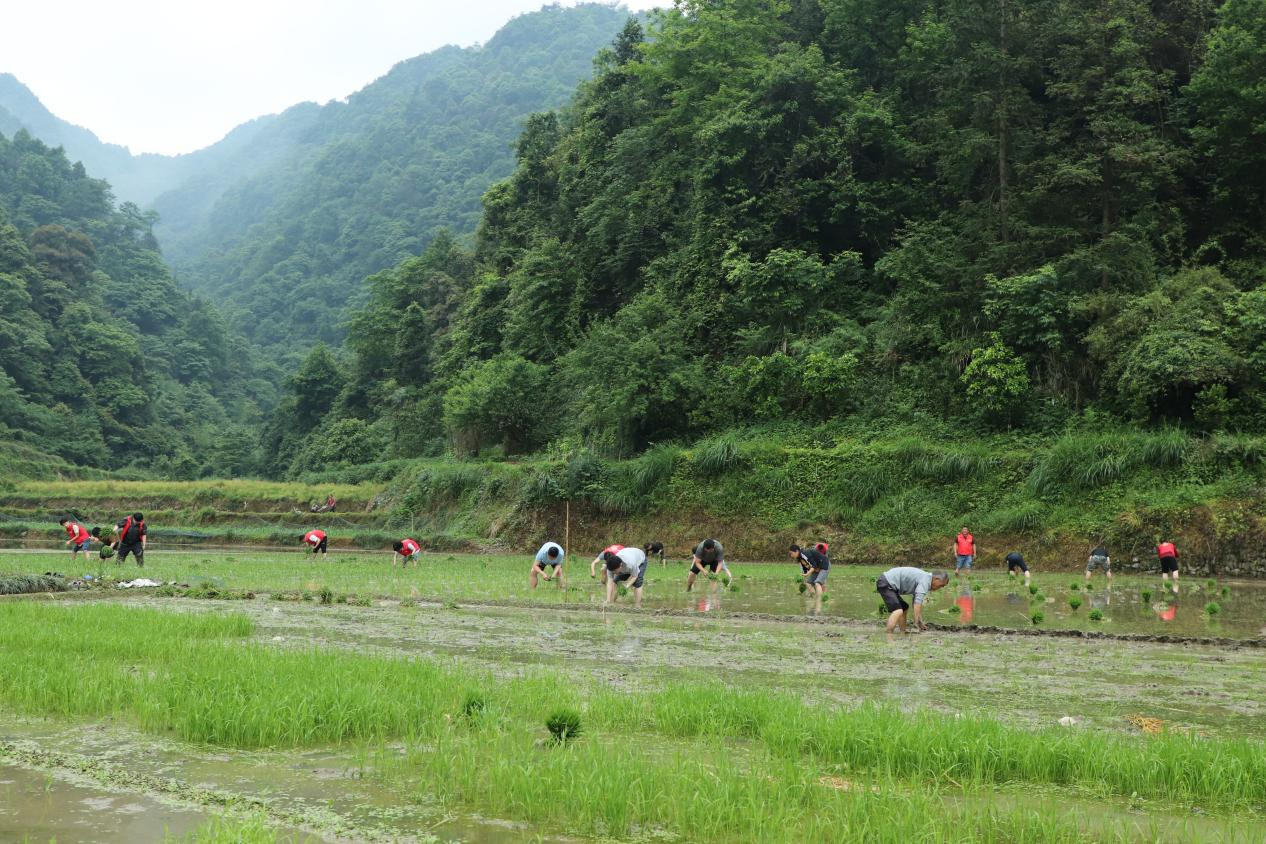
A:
1089 609 1104 621
1068 596 1082 610
545 708 582 744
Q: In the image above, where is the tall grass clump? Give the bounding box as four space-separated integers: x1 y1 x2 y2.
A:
629 444 680 496
692 434 746 475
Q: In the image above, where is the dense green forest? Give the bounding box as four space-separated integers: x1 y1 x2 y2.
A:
155 4 631 361
261 0 1266 479
0 130 275 476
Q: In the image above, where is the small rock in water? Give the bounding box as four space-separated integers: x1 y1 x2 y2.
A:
1058 716 1077 726
272 636 284 641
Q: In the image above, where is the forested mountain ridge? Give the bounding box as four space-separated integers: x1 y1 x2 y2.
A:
0 130 274 476
153 3 633 361
263 0 1266 478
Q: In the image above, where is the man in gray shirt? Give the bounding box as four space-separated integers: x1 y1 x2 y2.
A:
604 546 649 607
686 538 727 591
877 567 950 633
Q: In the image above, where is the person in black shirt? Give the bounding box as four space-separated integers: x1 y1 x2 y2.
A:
1005 551 1031 585
1086 543 1112 584
789 543 830 595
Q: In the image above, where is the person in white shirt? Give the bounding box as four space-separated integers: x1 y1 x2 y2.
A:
603 546 648 607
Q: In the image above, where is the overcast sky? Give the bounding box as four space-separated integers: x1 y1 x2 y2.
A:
1 1 658 157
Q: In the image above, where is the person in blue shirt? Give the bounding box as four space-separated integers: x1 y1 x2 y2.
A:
531 541 565 590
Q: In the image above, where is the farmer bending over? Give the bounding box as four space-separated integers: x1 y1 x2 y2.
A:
115 513 147 567
304 529 328 555
790 543 830 595
604 546 648 607
59 517 91 562
687 538 727 591
1156 540 1179 593
393 538 421 566
1086 543 1112 584
876 567 949 633
532 541 566 589
590 544 625 585
1005 551 1031 585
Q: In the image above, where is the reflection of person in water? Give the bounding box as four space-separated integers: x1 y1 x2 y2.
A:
1157 599 1178 622
955 583 975 624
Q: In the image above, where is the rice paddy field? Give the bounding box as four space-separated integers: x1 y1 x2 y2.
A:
1 548 1264 843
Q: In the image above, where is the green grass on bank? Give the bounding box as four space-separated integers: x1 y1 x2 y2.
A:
5 426 1266 564
0 601 1261 843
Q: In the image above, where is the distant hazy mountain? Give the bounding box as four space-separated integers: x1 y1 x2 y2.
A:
1 4 631 361
155 3 631 357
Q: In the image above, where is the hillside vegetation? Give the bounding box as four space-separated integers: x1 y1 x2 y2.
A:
261 0 1266 492
0 131 273 476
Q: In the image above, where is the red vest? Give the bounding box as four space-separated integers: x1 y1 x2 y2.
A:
400 538 419 555
306 530 326 545
66 522 88 543
1157 542 1177 559
955 533 974 555
602 544 625 556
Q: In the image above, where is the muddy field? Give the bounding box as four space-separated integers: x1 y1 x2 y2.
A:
1 550 1264 843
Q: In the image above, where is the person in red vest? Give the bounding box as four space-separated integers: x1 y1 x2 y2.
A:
59 517 91 562
1156 540 1180 593
392 538 421 566
303 529 328 555
953 527 976 576
114 513 147 567
589 544 625 586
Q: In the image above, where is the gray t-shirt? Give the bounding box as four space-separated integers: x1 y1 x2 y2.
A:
693 540 724 563
614 547 647 577
882 567 934 605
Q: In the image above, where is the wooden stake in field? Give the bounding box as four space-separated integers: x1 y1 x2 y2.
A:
564 499 570 557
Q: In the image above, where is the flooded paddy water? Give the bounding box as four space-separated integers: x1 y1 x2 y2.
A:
2 549 1266 841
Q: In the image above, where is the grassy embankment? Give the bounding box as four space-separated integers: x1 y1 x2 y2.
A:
6 427 1266 571
1 601 1262 843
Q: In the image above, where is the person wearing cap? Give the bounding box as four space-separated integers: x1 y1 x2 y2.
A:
876 566 950 633
603 546 648 607
531 541 566 589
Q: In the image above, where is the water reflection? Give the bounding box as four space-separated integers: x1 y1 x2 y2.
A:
956 583 975 624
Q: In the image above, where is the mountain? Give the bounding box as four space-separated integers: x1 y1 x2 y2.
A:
0 129 272 476
150 3 632 360
0 73 318 213
261 0 1266 476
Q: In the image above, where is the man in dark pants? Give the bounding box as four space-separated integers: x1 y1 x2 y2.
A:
687 538 727 591
1005 551 1031 586
876 567 949 633
789 543 830 595
304 529 329 555
114 513 147 567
